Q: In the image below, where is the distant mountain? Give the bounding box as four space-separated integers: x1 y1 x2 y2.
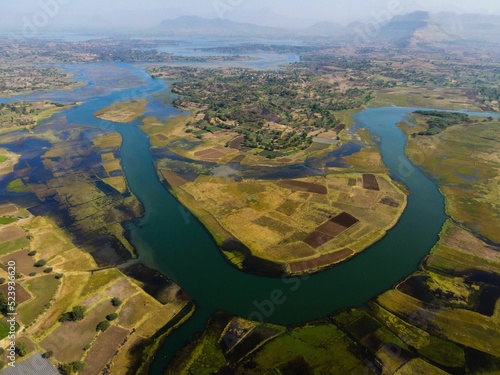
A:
156 13 500 45
306 22 344 35
158 16 282 36
347 11 500 47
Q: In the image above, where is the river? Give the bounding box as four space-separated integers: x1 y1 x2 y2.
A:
1 63 499 374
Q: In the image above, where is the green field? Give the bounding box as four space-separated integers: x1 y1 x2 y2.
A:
0 237 30 256
0 155 8 163
6 179 30 193
18 275 61 325
0 217 17 225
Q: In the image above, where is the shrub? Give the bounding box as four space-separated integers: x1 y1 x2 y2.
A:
59 305 86 322
28 250 37 256
15 342 28 357
96 320 110 332
111 297 122 307
34 259 47 267
55 273 64 279
43 267 53 274
0 278 5 284
29 272 36 277
43 350 53 358
106 313 118 321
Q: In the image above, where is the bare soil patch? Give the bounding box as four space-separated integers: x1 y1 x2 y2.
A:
82 325 129 375
363 174 380 191
279 180 327 195
0 225 25 243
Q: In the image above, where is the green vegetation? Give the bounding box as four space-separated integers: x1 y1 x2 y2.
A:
111 297 122 307
15 342 28 357
0 216 17 225
58 361 87 375
19 275 60 324
413 110 470 135
149 67 370 157
106 312 118 321
0 155 9 163
96 320 110 332
6 178 30 193
59 305 86 323
0 320 9 340
0 237 29 256
34 259 47 267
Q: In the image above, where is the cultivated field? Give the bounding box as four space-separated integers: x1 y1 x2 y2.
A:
164 172 406 274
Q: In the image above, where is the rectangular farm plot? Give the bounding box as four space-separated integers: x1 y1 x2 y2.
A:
0 204 17 216
82 325 129 375
0 225 25 243
363 174 380 191
278 180 327 195
303 212 359 249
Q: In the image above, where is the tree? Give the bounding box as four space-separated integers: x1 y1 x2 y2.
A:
43 267 53 273
111 297 122 307
96 320 110 332
43 350 53 358
0 278 5 284
59 305 86 322
34 259 47 267
71 305 86 321
15 342 28 357
106 313 118 321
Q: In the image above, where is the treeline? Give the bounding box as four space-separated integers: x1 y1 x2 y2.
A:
414 110 470 136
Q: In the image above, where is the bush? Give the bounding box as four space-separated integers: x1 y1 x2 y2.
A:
59 305 86 322
29 272 36 277
43 267 53 274
58 361 87 375
43 350 53 358
106 313 118 321
0 278 5 285
96 320 110 332
111 297 122 307
0 347 4 355
15 342 28 357
55 273 64 279
34 259 47 267
28 250 37 256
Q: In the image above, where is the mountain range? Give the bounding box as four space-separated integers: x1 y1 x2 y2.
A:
158 12 500 46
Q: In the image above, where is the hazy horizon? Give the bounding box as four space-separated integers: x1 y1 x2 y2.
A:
1 0 500 32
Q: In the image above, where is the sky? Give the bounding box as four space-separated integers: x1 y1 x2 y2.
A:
1 0 500 30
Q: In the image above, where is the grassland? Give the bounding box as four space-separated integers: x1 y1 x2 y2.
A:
164 171 406 275
403 115 500 242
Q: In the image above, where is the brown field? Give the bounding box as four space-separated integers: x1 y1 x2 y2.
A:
0 282 31 304
229 136 244 150
41 300 118 362
289 248 354 273
278 180 328 195
0 204 17 216
82 325 129 375
0 249 43 276
161 170 188 187
362 174 380 191
303 231 333 249
0 225 25 243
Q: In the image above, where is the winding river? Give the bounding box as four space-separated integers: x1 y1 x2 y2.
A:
2 63 500 374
